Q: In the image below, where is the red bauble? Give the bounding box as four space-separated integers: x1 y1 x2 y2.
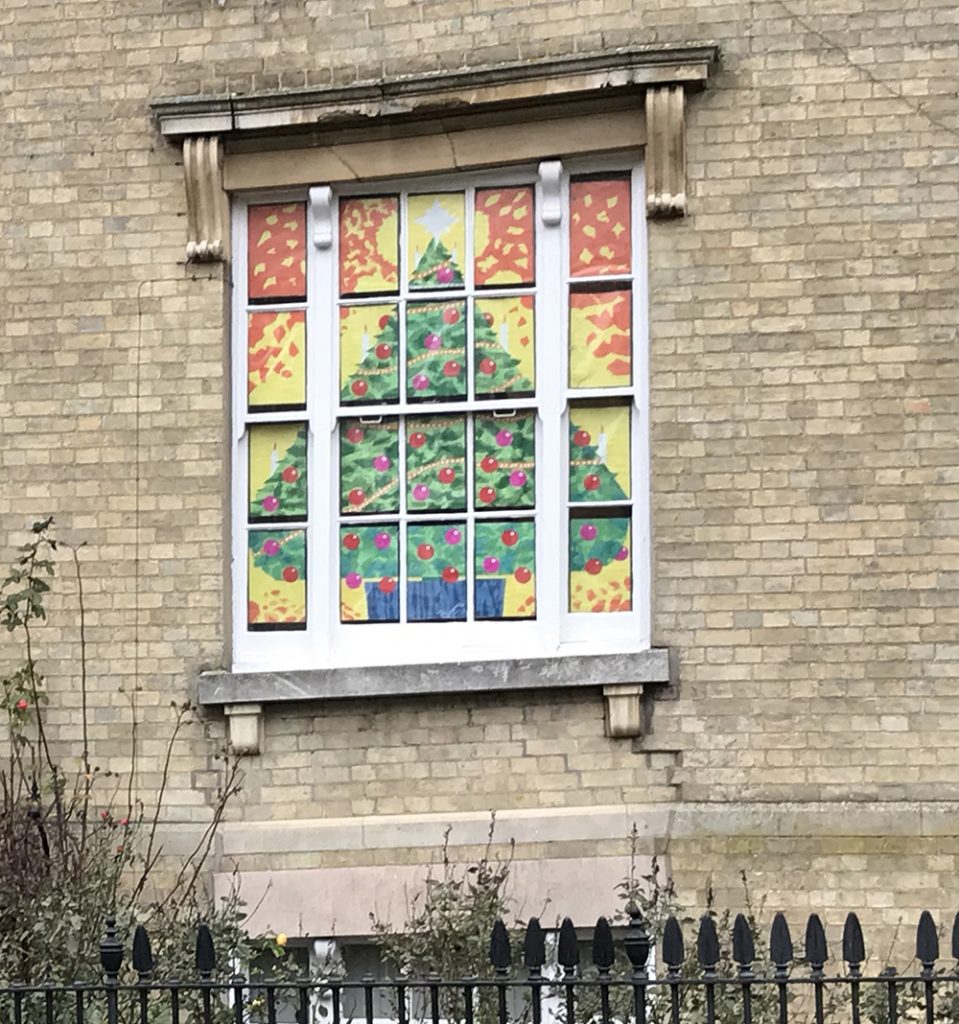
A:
442 306 460 325
441 566 459 583
417 543 435 560
480 455 499 473
585 558 602 575
346 426 364 443
479 486 496 504
375 343 392 359
282 465 299 483
409 431 427 449
378 313 392 329
479 357 496 375
514 566 532 584
583 474 600 491
482 311 495 327
282 566 299 583
343 532 360 551
573 430 591 447
501 528 519 546
348 488 365 506
443 360 461 377
438 467 455 484
351 379 368 397
378 576 396 594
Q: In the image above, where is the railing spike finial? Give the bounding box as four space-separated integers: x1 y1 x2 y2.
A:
770 912 794 974
804 914 828 975
523 917 546 972
624 904 650 971
195 922 216 978
490 918 512 974
842 912 865 973
663 916 685 971
557 918 580 972
697 915 720 971
99 917 124 982
916 910 939 970
132 924 154 979
592 917 615 973
952 912 959 964
732 914 756 969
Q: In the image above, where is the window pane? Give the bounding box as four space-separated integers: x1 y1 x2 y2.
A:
406 415 467 511
568 405 631 501
248 529 306 628
339 418 400 514
474 411 535 509
338 196 399 296
568 287 632 389
407 522 467 621
340 525 399 623
569 177 631 277
339 303 399 404
247 310 306 411
248 203 307 301
474 296 535 397
474 186 535 286
406 300 467 401
568 516 631 613
248 423 308 522
475 519 536 619
408 192 466 290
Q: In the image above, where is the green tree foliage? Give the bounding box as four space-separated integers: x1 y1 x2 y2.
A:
340 311 399 404
339 420 401 514
473 413 535 509
474 306 533 397
406 300 467 400
249 426 308 521
411 237 463 289
407 417 466 511
568 420 627 502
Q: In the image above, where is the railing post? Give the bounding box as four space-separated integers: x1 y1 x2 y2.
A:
624 904 650 1024
99 917 124 1024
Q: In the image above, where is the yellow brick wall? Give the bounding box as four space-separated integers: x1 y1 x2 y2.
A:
0 0 956 938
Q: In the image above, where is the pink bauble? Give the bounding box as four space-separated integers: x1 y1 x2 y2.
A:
509 470 527 487
261 539 280 556
374 532 392 550
261 495 279 512
412 484 430 501
615 546 630 561
495 430 513 447
423 333 442 350
345 572 362 589
436 266 455 284
579 523 597 541
372 454 391 471
444 528 462 545
412 374 429 391
482 556 500 573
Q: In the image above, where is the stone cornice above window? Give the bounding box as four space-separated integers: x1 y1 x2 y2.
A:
151 45 719 260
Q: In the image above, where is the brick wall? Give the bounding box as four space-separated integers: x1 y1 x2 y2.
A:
0 0 956 941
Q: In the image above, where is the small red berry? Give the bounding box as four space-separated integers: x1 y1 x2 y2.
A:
438 467 455 484
375 343 392 359
100 810 110 821
585 558 602 575
583 474 600 491
441 566 459 583
479 486 496 504
15 698 28 711
343 533 360 551
282 566 299 583
351 379 368 397
480 455 499 473
281 465 299 483
348 488 365 506
514 566 532 584
119 817 130 827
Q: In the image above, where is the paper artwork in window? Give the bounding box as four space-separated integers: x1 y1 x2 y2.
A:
339 419 400 514
248 203 307 301
248 529 306 628
340 304 399 404
408 193 466 290
568 516 631 613
407 522 467 621
248 423 307 523
473 411 535 510
568 288 632 389
474 186 535 287
338 196 399 296
340 525 400 623
247 311 306 411
406 416 467 512
569 178 631 277
406 300 467 401
474 297 535 398
474 519 536 619
568 405 630 502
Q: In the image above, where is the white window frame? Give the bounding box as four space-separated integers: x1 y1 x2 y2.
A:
231 154 650 673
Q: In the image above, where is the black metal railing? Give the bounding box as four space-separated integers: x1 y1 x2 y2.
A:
2 906 959 1024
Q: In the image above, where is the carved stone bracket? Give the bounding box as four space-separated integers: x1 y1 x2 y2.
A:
183 135 228 262
603 683 648 738
645 85 687 218
225 702 263 754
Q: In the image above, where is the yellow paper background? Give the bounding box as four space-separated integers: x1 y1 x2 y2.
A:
339 303 396 393
340 581 368 622
338 197 399 295
248 555 306 625
407 193 466 286
248 423 303 507
568 290 632 389
475 296 535 392
569 523 631 614
570 406 631 498
248 311 306 409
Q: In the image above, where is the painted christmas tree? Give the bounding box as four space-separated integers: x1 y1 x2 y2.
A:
339 421 400 514
411 236 464 289
340 310 400 404
405 300 467 400
340 525 399 622
473 413 535 509
250 529 306 586
474 519 536 619
568 419 627 501
407 417 467 511
474 304 534 397
249 427 308 521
